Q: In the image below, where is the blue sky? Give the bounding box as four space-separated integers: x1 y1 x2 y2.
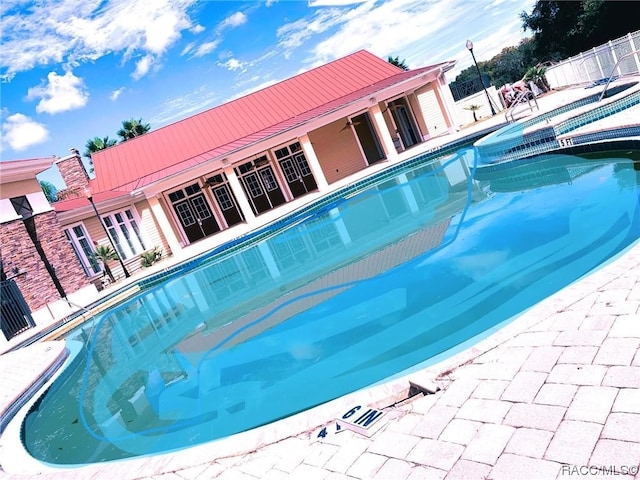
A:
1 0 535 188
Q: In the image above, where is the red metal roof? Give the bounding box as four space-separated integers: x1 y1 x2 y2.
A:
53 189 130 212
91 50 450 194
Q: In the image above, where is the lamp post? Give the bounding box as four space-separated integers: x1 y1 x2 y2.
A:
466 39 496 116
84 187 131 278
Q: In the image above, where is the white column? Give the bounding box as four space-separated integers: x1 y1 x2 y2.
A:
329 208 351 245
369 103 398 160
257 242 281 279
299 134 329 191
224 166 256 224
437 76 462 132
147 195 183 254
396 174 419 213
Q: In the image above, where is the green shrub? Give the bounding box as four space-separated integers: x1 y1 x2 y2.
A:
140 246 163 268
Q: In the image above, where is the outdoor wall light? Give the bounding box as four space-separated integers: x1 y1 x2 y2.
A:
466 39 496 116
84 186 131 278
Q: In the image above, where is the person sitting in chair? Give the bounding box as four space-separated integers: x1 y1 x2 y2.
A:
501 83 516 107
512 80 532 98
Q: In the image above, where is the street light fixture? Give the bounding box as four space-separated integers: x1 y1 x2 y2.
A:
466 39 496 116
84 187 131 279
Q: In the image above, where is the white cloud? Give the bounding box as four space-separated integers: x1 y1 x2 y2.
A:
26 71 89 114
1 0 197 80
193 40 221 58
219 12 247 30
277 9 344 54
228 78 280 101
309 0 460 65
276 0 533 75
110 87 125 101
190 24 205 34
308 0 367 5
181 42 196 56
219 58 246 71
132 55 154 80
151 85 220 125
2 113 49 151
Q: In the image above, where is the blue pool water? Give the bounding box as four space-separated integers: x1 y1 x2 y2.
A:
23 146 640 464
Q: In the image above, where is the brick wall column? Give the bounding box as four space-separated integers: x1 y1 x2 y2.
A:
55 151 90 198
0 219 58 311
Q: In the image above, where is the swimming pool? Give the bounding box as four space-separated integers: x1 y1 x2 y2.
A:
21 140 640 465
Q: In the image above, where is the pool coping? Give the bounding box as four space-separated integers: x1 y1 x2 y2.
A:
2 235 639 479
2 84 640 478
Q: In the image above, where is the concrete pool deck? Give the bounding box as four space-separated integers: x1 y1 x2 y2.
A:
1 81 639 479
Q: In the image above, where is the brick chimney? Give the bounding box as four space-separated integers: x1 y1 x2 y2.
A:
55 148 90 199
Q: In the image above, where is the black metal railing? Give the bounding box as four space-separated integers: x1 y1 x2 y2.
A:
449 75 490 101
1 280 35 341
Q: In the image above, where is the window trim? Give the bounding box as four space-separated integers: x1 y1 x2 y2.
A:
100 207 147 260
65 222 102 277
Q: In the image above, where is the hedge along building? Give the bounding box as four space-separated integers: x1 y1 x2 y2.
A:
54 50 459 281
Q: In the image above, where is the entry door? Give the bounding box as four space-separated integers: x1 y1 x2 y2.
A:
278 154 316 198
390 99 421 149
212 185 243 227
208 174 244 228
240 166 286 215
169 185 220 243
352 112 385 165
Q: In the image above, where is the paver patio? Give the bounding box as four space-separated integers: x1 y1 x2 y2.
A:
1 84 639 479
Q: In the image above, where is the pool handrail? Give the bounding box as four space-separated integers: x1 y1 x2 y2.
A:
598 49 640 102
505 89 539 123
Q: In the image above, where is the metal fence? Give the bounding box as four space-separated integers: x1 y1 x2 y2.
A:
1 280 35 341
449 75 491 102
545 31 640 88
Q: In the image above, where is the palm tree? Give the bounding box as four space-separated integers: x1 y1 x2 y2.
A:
117 118 151 142
83 136 118 172
464 104 482 122
39 180 58 203
524 65 551 93
92 244 119 283
387 56 409 71
83 136 118 159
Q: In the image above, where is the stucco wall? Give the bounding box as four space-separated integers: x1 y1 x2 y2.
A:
309 118 367 185
134 198 172 258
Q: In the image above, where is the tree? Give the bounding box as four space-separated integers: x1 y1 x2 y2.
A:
84 136 118 160
387 56 409 71
520 1 640 61
83 136 117 173
92 244 119 283
453 38 538 88
117 118 150 142
463 104 482 122
524 65 550 92
39 180 58 203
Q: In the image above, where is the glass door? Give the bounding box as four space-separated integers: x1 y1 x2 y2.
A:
274 142 317 198
168 183 220 243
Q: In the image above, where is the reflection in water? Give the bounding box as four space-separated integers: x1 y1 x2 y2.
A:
24 148 640 464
